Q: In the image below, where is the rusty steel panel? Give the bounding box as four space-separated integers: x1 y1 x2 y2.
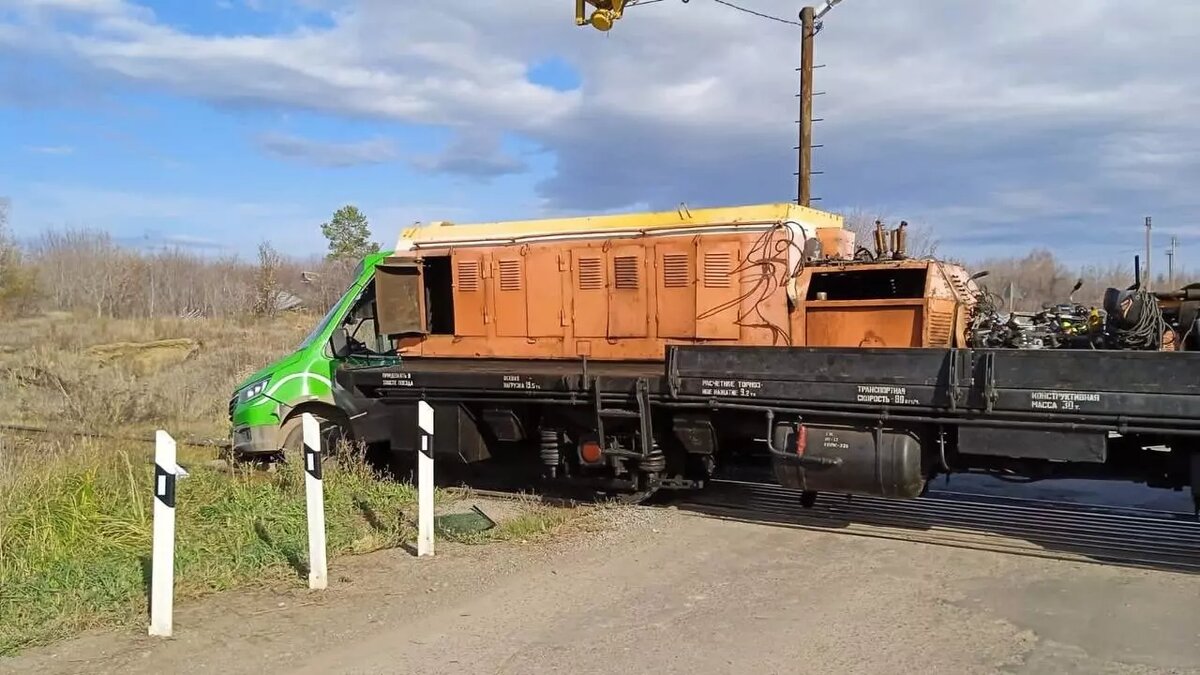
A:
572 247 608 338
655 242 696 339
374 261 425 336
696 240 741 340
453 252 487 337
925 302 955 347
608 245 649 338
493 254 527 337
526 247 565 337
805 304 922 348
816 228 855 260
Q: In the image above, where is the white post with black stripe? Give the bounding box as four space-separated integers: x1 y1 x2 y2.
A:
303 413 328 590
417 400 435 557
149 430 178 637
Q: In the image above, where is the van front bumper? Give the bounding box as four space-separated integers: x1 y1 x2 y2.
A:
231 424 281 456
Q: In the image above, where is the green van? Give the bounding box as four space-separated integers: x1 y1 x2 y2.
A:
228 251 398 459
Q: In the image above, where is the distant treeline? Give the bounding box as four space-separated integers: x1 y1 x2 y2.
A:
841 211 1174 312
0 227 356 319
0 213 1179 320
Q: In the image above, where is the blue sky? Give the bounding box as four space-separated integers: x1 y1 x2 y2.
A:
2 0 1199 266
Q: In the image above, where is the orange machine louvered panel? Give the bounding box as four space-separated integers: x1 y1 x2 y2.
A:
526 247 565 337
655 243 695 338
738 232 792 345
608 246 649 338
453 252 487 337
696 241 741 339
573 248 608 338
493 255 527 337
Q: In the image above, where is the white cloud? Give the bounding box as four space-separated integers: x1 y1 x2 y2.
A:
25 144 74 155
4 0 1200 261
255 131 397 167
410 131 527 179
6 181 480 257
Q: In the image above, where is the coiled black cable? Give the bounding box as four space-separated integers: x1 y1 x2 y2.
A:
1113 288 1170 350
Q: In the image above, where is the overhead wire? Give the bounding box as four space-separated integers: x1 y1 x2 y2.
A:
709 0 803 26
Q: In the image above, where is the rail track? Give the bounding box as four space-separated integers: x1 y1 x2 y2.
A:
454 480 1200 573
14 411 1195 572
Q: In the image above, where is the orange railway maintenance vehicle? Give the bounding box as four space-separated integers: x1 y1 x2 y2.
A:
331 202 1200 509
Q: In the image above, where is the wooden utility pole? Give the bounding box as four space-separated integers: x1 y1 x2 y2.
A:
797 5 815 207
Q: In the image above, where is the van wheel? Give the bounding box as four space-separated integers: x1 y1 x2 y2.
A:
279 412 351 466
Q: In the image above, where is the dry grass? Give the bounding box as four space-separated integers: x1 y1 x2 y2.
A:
0 312 590 656
0 312 421 655
0 313 312 439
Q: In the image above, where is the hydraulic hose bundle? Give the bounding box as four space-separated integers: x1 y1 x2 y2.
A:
1105 287 1171 350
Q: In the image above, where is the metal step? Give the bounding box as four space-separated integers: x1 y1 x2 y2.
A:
598 409 640 419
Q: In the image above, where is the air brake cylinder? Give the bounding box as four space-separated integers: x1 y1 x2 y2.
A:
770 422 926 499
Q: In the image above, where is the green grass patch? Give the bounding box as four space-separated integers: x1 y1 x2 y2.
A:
0 439 416 655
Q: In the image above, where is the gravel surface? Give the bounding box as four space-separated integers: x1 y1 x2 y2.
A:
4 497 1198 675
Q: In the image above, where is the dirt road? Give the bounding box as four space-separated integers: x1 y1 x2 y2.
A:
4 505 1198 675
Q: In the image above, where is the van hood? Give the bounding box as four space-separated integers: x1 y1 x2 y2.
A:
234 349 309 394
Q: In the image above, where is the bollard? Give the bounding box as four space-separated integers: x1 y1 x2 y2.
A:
303 413 328 590
417 401 435 557
149 430 177 637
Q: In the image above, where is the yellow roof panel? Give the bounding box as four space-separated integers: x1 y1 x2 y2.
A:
395 202 843 250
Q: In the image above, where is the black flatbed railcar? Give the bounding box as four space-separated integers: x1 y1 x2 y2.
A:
337 346 1200 509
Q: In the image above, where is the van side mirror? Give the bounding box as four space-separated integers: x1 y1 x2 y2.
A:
329 327 352 359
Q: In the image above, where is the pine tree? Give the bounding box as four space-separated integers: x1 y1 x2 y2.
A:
320 205 379 262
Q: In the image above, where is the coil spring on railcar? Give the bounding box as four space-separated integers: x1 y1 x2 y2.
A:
640 442 666 473
539 429 561 477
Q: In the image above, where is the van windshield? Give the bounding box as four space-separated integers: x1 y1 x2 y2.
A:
297 284 357 351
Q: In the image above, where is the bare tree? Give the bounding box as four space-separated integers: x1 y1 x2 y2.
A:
253 241 282 317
